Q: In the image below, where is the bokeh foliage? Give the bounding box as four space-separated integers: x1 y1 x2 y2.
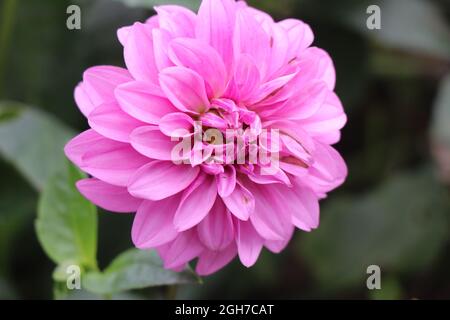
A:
0 0 449 299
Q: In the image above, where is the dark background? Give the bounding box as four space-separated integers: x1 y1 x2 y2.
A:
0 0 449 299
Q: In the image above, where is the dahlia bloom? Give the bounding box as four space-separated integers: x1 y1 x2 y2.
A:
65 0 347 276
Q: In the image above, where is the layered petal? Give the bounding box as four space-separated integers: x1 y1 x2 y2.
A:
65 130 149 186
196 243 237 276
196 0 236 69
76 178 142 213
159 66 210 114
88 102 146 143
169 38 228 97
235 220 264 267
128 161 200 201
174 173 218 231
124 22 159 84
197 199 234 251
132 195 181 248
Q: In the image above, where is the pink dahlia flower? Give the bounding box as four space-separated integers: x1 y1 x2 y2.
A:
65 0 347 276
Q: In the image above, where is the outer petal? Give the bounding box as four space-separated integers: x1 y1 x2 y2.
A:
155 5 197 38
263 81 328 120
77 66 132 117
235 220 264 267
161 230 204 269
130 126 179 161
124 22 159 84
88 102 146 143
265 225 294 253
128 161 199 201
174 173 218 231
306 143 348 191
245 182 294 241
196 243 237 276
234 8 270 77
169 38 228 97
197 199 234 251
74 83 94 118
278 19 314 62
291 184 320 231
115 81 178 125
152 28 173 71
159 66 210 114
298 91 347 144
76 178 142 213
131 195 181 248
292 47 336 91
64 130 149 186
196 0 237 69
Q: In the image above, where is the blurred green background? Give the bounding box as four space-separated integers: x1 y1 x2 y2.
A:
0 0 449 300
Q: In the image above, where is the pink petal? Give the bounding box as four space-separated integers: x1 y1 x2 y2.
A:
197 199 234 251
159 66 210 114
128 161 199 201
267 81 328 120
248 166 292 187
234 8 270 78
196 243 237 276
265 225 294 253
174 173 218 231
76 178 142 213
155 5 197 38
152 28 173 71
299 91 347 144
278 19 314 62
124 22 159 84
64 130 105 166
115 81 178 125
65 130 149 186
130 126 179 161
216 165 236 197
309 142 348 188
196 0 237 69
169 38 228 98
222 181 254 221
235 220 264 267
293 47 336 91
162 230 204 269
245 182 294 241
280 134 312 164
225 54 260 103
88 102 146 143
79 66 132 116
131 195 181 248
291 184 320 231
266 23 289 78
74 83 94 118
159 112 194 138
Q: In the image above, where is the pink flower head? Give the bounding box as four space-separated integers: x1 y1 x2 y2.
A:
65 0 347 276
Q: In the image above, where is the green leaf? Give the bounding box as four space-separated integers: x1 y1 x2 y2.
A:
83 249 199 295
0 101 75 190
113 0 201 11
35 162 98 270
301 167 450 291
